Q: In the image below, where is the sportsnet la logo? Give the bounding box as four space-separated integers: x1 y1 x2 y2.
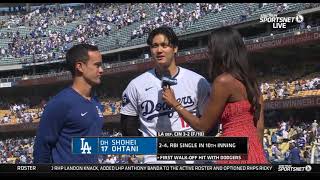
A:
260 13 304 29
80 138 92 154
278 165 312 172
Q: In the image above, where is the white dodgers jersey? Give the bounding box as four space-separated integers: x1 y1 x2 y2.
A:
120 67 211 163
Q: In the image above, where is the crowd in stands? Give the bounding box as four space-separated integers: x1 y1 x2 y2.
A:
0 5 84 61
0 3 149 63
258 65 320 100
0 137 34 164
85 3 147 32
98 91 122 116
215 117 320 164
0 5 27 16
9 104 40 124
260 76 320 100
0 6 93 61
304 3 320 9
4 32 70 63
130 3 226 40
102 100 121 116
0 107 42 124
4 5 81 29
263 118 320 164
0 97 45 125
0 3 316 65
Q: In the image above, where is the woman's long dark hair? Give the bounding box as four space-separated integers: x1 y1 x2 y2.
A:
208 26 261 124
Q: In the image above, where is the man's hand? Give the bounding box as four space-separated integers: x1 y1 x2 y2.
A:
162 85 179 107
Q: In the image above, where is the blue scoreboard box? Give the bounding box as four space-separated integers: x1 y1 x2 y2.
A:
72 137 158 155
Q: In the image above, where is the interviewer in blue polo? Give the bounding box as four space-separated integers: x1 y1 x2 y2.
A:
33 44 104 163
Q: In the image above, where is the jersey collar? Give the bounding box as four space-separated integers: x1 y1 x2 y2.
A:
154 66 180 80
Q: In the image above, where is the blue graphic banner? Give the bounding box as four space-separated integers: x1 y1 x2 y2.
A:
72 137 157 155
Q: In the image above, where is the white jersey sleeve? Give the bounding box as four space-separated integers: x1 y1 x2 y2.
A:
196 77 211 116
120 81 139 116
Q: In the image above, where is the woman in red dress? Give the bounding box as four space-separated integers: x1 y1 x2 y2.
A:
162 27 268 164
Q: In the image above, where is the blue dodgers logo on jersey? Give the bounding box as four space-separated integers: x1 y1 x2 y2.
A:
122 94 130 107
141 96 195 121
96 106 103 118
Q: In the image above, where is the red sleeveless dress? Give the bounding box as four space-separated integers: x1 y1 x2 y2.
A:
217 100 268 164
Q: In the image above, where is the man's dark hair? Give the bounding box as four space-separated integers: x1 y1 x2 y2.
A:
65 44 99 76
147 26 178 47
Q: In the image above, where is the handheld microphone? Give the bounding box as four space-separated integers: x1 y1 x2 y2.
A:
161 76 177 87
